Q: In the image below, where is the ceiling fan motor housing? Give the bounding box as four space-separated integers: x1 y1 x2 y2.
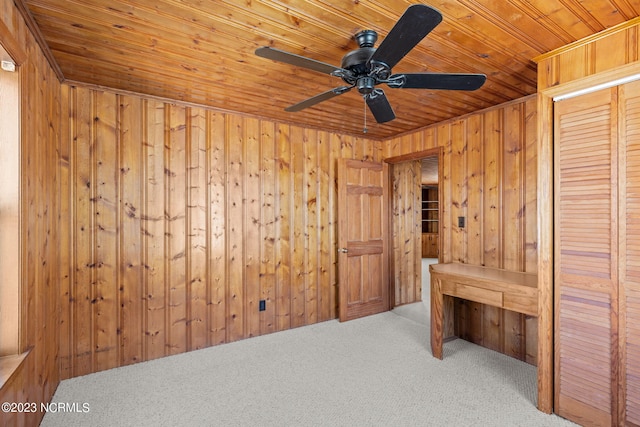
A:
340 30 393 93
340 46 375 77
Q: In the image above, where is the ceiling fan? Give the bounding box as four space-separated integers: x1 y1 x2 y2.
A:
255 4 486 124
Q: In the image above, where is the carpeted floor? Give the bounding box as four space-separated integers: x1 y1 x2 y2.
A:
41 260 576 427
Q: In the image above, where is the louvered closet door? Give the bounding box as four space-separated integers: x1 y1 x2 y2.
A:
622 80 640 427
554 88 618 427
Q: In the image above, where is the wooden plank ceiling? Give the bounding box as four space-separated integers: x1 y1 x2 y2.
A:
21 0 640 139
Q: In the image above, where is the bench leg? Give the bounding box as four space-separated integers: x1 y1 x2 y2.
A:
430 277 443 359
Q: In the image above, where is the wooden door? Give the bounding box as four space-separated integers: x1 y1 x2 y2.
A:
554 87 619 427
338 159 389 321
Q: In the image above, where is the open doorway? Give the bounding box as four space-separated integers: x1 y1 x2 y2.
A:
420 156 439 258
385 147 442 309
420 156 439 308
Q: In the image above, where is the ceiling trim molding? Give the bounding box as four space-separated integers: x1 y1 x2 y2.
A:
13 0 64 82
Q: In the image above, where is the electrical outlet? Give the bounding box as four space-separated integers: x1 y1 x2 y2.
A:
458 216 465 228
259 300 266 311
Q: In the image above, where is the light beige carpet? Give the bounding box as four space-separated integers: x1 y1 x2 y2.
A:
41 301 575 427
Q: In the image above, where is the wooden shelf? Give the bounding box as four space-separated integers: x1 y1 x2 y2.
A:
421 185 438 234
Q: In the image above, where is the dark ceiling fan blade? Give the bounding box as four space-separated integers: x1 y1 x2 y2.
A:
255 46 344 75
368 4 442 69
285 86 353 112
390 73 487 90
366 89 395 123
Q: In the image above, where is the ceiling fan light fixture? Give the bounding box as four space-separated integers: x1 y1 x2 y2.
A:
357 76 375 94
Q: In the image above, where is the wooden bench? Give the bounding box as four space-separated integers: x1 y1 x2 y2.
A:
429 263 538 359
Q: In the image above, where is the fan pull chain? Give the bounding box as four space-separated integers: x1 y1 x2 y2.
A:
363 96 368 134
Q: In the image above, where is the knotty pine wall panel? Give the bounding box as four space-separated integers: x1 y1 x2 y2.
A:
383 95 538 363
536 17 640 92
58 85 382 377
0 1 62 426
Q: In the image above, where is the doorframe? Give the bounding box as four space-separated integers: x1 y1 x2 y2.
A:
384 147 443 309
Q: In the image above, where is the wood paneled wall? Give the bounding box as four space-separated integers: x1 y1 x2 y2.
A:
536 17 640 93
384 95 539 363
58 84 382 378
0 0 62 426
